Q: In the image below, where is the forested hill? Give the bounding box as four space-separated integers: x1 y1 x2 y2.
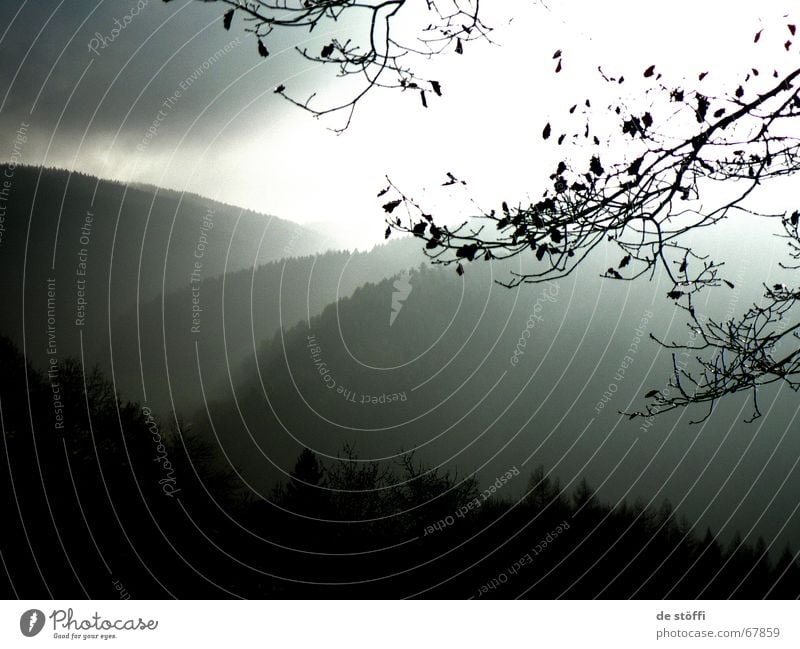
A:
0 164 335 340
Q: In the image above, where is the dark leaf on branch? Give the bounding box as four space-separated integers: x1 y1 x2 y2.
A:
698 71 708 81
785 40 792 51
671 88 684 102
622 117 640 137
502 201 510 214
274 84 286 93
644 64 655 78
754 29 762 43
549 228 563 243
590 155 605 177
790 24 796 35
695 94 709 122
321 43 335 58
536 245 547 261
455 38 463 54
555 59 562 73
558 133 566 145
456 263 464 276
258 39 269 57
385 226 391 239
619 255 631 268
699 159 714 172
223 9 234 30
713 108 726 118
377 187 389 197
642 112 653 128
667 290 684 299
556 161 567 174
553 49 562 59
627 156 643 176
791 211 799 226
442 171 461 186
456 244 479 260
542 122 551 139
645 390 660 398
382 199 402 214
735 85 744 98
426 239 439 249
420 90 428 108
412 222 427 236
724 280 735 289
569 104 577 113
430 80 442 96
606 268 622 279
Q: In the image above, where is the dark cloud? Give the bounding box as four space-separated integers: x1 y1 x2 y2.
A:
0 0 304 174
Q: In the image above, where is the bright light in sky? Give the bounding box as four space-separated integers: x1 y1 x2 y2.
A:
3 0 797 250
171 0 796 249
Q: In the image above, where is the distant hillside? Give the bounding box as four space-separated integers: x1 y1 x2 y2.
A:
195 255 800 558
104 238 427 416
0 164 335 345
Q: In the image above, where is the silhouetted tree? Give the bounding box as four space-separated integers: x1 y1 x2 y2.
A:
381 23 800 421
5 331 799 598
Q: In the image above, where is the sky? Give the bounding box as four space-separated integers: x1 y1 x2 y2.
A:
0 0 796 249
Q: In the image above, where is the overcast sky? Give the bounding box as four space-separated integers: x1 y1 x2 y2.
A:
0 0 795 249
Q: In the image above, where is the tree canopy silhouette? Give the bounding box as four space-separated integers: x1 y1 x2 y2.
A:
381 24 800 422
